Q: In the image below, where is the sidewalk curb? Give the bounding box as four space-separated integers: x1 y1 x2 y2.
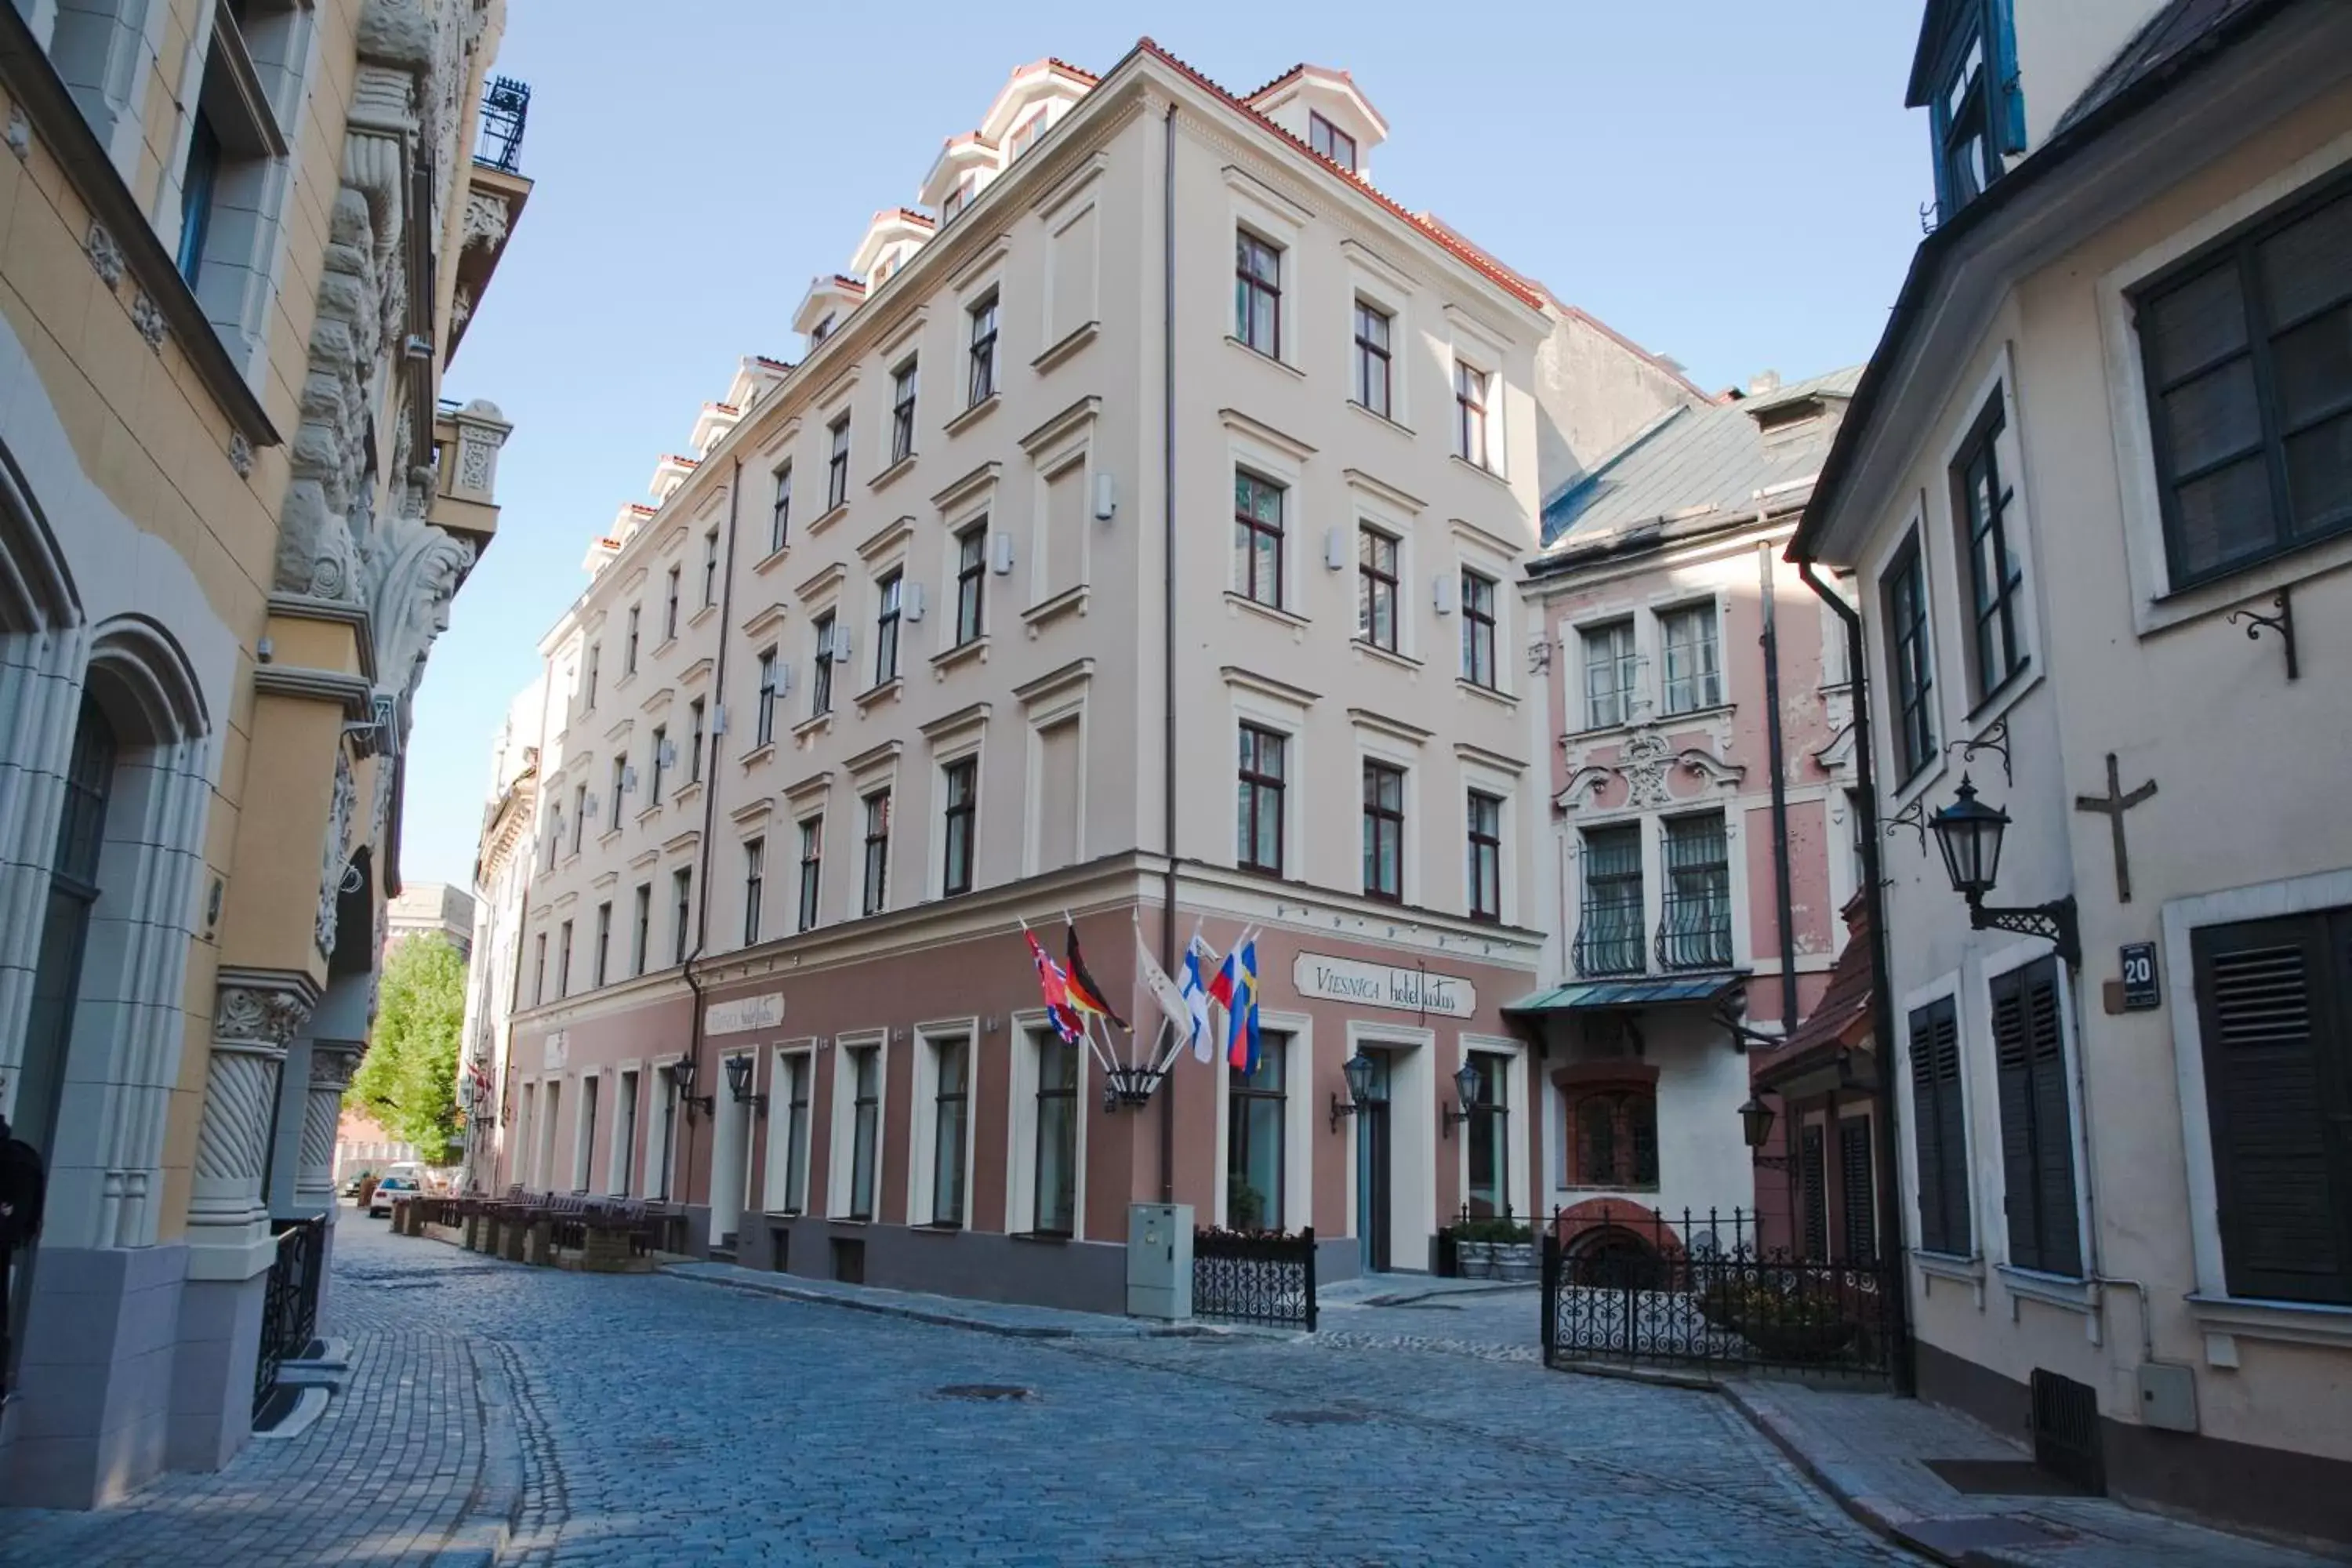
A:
1719 1382 1967 1566
661 1262 1256 1342
429 1338 522 1568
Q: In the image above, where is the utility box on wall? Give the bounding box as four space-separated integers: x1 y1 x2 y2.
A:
1126 1202 1192 1319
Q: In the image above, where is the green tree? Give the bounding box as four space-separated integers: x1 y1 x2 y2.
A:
347 931 466 1164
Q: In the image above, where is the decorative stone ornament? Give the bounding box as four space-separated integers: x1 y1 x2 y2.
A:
316 749 357 956
5 105 30 162
212 984 314 1047
228 433 254 477
131 292 168 350
85 222 125 288
461 189 510 251
1554 725 1748 811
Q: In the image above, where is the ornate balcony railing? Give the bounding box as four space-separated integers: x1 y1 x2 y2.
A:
473 75 530 174
1655 894 1733 971
1573 917 1646 978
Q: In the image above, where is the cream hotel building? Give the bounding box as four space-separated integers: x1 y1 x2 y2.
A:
0 0 524 1506
473 44 1706 1313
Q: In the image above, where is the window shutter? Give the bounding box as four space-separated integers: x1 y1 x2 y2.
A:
1800 1123 1827 1258
1841 1116 1878 1265
2023 960 2082 1277
1991 967 2043 1271
1909 997 1969 1254
2193 913 2352 1305
1992 0 2027 153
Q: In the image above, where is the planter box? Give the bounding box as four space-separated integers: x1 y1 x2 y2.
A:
1456 1241 1495 1279
1494 1243 1538 1283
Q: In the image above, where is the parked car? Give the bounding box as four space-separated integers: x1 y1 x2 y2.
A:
368 1172 421 1218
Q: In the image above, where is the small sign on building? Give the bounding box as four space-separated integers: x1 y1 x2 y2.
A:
1292 953 1477 1018
542 1030 568 1071
706 992 786 1036
2118 943 2161 1012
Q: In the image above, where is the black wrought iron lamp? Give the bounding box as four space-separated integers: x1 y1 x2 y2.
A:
1330 1050 1380 1133
1929 776 2080 967
1739 1093 1792 1171
668 1057 714 1120
1439 1060 1481 1139
722 1054 768 1116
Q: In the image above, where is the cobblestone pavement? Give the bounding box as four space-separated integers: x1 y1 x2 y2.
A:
0 1219 1906 1566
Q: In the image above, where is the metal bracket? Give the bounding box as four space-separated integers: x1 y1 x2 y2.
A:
1969 893 2081 969
1102 1065 1164 1112
2227 588 2298 681
1885 795 1929 851
1946 714 2013 786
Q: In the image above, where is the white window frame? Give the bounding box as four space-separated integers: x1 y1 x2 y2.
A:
2162 867 2352 1350
1019 664 1091 879
1972 936 2094 1298
569 1069 599 1192
1573 611 1642 732
1654 597 1725 717
762 1041 818 1214
927 730 985 901
1212 1010 1315 1235
1228 677 1308 880
1226 169 1307 368
827 1030 889 1221
2096 131 2352 633
1455 1033 1534 1221
645 1053 682 1201
906 1019 982 1229
1933 350 2044 710
1222 412 1312 618
1460 760 1519 926
1352 727 1421 907
1005 1012 1089 1239
1342 245 1414 426
606 1062 644 1198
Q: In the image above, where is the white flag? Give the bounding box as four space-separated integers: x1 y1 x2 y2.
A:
1180 934 1218 1063
1134 920 1192 1047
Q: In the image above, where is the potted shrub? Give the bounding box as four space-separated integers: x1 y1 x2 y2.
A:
1492 1221 1538 1282
1227 1184 1266 1235
1454 1220 1497 1279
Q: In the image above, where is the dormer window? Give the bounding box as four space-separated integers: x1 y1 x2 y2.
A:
942 176 973 223
1008 111 1044 160
1308 112 1356 173
811 314 835 344
1918 0 2024 223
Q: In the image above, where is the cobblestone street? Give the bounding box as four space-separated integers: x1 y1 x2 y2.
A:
0 1216 1911 1565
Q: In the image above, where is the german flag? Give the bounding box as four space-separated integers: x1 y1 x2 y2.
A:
1064 920 1128 1030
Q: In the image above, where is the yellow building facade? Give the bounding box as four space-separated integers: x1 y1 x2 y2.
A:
0 0 523 1507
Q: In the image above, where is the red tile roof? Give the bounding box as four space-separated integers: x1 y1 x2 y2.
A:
1132 39 1544 311
753 355 793 371
662 454 700 468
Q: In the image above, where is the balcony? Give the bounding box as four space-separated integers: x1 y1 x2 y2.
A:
1655 894 1733 972
448 75 533 368
428 397 514 551
1572 917 1646 979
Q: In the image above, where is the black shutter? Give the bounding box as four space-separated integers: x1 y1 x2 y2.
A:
1908 997 1969 1254
1800 1123 1827 1259
1992 957 2082 1276
1991 967 2042 1270
2193 911 2352 1305
2023 960 2082 1277
1841 1116 1877 1265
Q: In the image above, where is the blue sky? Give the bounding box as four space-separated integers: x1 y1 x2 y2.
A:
404 0 1932 889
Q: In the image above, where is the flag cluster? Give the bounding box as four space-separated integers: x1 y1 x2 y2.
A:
1134 922 1261 1076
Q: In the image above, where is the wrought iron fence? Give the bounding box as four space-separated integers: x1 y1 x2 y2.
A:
254 1214 326 1418
1540 1204 1896 1381
473 75 530 174
1193 1226 1316 1330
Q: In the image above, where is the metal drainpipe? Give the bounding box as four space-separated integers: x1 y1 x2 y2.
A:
679 457 745 1232
1758 533 1799 1036
1795 556 1915 1397
1158 97 1178 1206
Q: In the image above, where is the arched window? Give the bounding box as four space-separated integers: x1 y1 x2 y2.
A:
1566 1087 1658 1189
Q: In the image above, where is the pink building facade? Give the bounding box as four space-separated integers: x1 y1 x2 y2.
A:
1520 372 1868 1260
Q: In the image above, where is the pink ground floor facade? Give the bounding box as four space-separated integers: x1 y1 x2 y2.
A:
492 866 1544 1313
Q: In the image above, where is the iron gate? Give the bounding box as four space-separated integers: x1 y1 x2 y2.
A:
1193 1227 1316 1330
253 1214 325 1418
1541 1205 1896 1380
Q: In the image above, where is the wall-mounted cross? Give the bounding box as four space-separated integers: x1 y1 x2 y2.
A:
2074 753 2158 903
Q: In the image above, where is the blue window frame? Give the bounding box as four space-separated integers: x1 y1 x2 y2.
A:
1909 0 2025 223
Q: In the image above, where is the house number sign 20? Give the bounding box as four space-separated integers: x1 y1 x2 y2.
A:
2119 943 2161 1011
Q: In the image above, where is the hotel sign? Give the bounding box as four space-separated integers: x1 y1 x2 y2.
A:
1293 954 1476 1019
541 1031 567 1071
706 992 786 1036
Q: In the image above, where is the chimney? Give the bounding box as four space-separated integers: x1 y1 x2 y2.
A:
1748 369 1783 397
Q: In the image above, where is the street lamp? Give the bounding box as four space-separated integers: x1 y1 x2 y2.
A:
722 1053 767 1115
1440 1059 1482 1139
668 1057 713 1120
1740 1092 1793 1173
1929 776 2080 966
1330 1049 1380 1133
